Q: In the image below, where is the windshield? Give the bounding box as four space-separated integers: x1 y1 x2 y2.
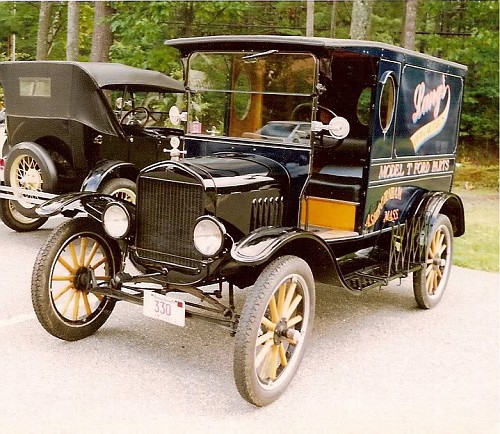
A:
186 51 316 143
104 88 184 128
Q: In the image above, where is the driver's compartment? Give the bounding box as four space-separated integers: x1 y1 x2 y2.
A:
301 52 377 237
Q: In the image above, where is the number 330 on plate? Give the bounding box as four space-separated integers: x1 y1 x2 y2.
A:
143 291 186 327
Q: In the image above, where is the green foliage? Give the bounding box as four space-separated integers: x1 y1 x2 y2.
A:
0 2 39 60
417 0 499 158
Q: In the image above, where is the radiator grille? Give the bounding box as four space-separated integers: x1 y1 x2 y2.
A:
135 174 204 269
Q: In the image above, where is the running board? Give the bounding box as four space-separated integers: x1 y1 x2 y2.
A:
0 184 57 205
345 264 422 291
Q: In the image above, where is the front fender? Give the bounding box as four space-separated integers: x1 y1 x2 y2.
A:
36 192 101 217
231 226 344 287
35 191 134 222
81 160 137 192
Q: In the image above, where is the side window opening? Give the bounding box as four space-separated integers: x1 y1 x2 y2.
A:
357 87 372 127
379 73 396 135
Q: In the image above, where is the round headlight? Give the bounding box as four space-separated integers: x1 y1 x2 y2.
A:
193 217 225 257
103 202 131 239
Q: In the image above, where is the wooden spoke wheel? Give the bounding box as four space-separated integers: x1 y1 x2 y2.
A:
0 198 47 232
31 217 121 341
234 255 315 406
98 177 137 204
1 144 57 231
413 214 453 309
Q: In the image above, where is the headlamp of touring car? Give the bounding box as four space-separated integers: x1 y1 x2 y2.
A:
103 202 131 239
193 216 226 257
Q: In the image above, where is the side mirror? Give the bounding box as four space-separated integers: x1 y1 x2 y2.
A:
311 116 350 140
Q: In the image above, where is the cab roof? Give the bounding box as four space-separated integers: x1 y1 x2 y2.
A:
165 35 467 77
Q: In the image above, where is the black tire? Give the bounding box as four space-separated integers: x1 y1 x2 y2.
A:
233 255 315 406
4 142 58 219
413 214 453 309
0 198 48 231
31 217 121 341
98 177 137 204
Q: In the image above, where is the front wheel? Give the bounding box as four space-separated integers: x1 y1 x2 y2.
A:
31 217 122 341
0 198 48 231
413 214 453 309
233 255 315 406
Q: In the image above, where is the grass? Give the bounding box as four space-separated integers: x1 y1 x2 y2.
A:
452 163 498 272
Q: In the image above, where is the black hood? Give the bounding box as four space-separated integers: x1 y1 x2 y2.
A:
181 153 290 195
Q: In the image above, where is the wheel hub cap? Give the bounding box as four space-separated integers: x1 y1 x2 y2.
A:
431 255 446 270
21 168 42 190
74 267 94 291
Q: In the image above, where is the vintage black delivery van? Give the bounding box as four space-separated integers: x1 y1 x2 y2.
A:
30 36 467 406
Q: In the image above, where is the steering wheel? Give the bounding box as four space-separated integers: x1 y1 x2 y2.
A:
291 103 336 123
120 106 150 127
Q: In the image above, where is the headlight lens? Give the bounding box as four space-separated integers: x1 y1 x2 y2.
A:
103 202 130 239
193 217 225 257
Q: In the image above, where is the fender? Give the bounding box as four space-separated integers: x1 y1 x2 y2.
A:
230 226 345 287
81 160 138 192
395 187 464 237
4 141 58 192
418 191 465 236
35 191 101 217
35 191 135 222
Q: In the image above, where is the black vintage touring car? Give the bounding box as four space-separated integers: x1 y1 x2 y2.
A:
0 61 185 231
30 36 467 406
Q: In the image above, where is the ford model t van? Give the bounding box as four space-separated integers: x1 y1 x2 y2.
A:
0 61 185 232
30 36 467 406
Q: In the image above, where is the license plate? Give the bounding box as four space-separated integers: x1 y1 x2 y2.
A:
143 291 185 327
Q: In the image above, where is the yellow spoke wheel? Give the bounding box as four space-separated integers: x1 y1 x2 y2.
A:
97 178 137 204
1 144 57 232
234 255 315 407
31 217 121 341
413 214 453 309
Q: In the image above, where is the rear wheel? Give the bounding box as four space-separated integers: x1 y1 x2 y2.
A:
413 214 453 309
31 217 121 341
1 143 57 231
98 177 137 204
233 255 315 406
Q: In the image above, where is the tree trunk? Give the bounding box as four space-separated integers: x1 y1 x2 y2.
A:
330 0 337 38
66 1 80 61
36 1 53 60
402 0 419 50
349 0 374 40
90 1 113 62
306 0 314 37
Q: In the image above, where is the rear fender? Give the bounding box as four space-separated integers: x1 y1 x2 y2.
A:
4 141 58 191
421 191 465 236
230 226 344 286
81 160 138 192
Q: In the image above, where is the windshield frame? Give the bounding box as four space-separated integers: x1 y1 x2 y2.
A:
184 50 320 144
